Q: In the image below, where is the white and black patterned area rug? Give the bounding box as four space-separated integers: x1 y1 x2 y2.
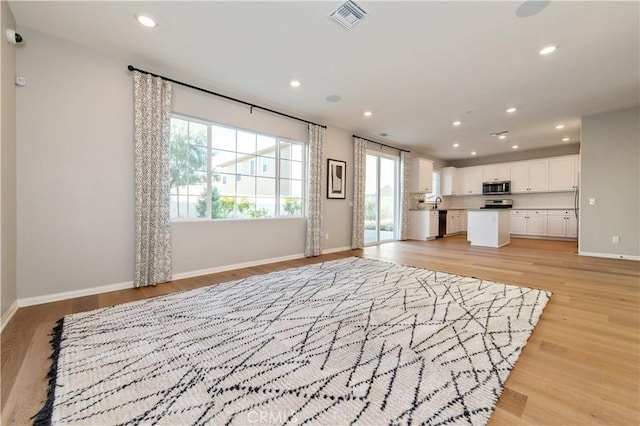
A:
34 257 550 426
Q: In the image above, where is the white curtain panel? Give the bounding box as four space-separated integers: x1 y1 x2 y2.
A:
305 124 325 257
399 151 411 240
133 72 173 287
351 137 367 249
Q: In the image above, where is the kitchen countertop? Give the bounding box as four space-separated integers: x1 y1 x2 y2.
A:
409 208 465 211
510 207 575 210
410 207 575 211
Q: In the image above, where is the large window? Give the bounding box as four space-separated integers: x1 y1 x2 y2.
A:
425 171 441 202
170 116 305 220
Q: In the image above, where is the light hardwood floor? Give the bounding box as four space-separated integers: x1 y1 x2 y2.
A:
2 236 638 425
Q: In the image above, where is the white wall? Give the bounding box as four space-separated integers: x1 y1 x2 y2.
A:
1 1 18 320
323 126 354 249
16 28 354 299
170 85 354 274
17 28 135 299
580 106 639 258
449 144 581 168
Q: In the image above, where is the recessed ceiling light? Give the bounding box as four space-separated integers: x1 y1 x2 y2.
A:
290 80 301 88
453 121 461 126
539 45 557 55
452 143 460 148
470 151 477 156
512 145 519 149
506 107 517 113
555 124 565 129
363 111 372 117
499 135 507 140
136 14 157 28
562 137 570 142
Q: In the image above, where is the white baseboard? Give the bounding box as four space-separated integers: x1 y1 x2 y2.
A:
18 280 134 308
15 249 358 310
171 253 307 280
172 248 355 280
322 245 354 254
1 300 19 333
579 251 640 261
511 234 577 241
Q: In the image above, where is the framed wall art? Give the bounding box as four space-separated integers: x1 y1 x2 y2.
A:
327 159 346 199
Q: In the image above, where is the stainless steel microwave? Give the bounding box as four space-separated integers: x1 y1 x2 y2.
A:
482 181 511 195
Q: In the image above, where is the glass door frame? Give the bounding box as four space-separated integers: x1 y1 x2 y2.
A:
364 150 400 246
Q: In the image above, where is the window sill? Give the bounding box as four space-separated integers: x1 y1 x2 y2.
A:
170 216 305 224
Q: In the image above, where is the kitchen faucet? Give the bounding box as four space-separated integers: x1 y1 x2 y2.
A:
434 196 442 209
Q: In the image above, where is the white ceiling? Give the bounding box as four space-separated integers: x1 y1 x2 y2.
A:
9 1 640 160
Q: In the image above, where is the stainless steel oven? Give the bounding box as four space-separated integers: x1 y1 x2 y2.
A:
480 199 513 209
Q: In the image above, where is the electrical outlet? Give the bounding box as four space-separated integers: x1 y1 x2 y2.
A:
325 233 329 240
589 198 597 205
612 236 620 243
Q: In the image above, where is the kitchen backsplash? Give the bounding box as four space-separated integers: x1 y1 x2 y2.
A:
445 191 576 209
409 193 448 210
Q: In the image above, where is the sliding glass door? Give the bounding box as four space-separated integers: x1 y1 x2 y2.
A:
364 152 398 244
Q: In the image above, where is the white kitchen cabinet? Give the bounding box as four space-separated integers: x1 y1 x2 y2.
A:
482 163 511 182
510 210 548 236
567 216 578 238
510 163 528 192
547 210 578 238
442 167 459 196
459 166 483 195
547 215 565 237
548 155 580 191
510 160 549 193
446 210 464 235
410 158 434 193
408 210 439 240
527 211 548 235
446 212 458 235
429 211 439 238
510 211 527 234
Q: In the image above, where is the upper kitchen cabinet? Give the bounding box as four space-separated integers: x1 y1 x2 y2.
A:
510 160 549 193
459 166 483 195
482 163 510 182
548 155 580 191
409 157 434 193
442 167 459 196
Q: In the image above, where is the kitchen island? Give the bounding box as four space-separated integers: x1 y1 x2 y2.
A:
467 209 511 248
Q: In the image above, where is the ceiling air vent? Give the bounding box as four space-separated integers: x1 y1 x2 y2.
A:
329 0 368 30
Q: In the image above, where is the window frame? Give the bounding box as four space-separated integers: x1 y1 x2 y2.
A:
170 113 306 221
423 170 442 203
364 150 400 245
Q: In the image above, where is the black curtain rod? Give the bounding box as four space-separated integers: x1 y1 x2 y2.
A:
128 65 327 129
352 135 410 153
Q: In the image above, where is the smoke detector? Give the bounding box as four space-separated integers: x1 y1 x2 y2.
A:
329 0 368 30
